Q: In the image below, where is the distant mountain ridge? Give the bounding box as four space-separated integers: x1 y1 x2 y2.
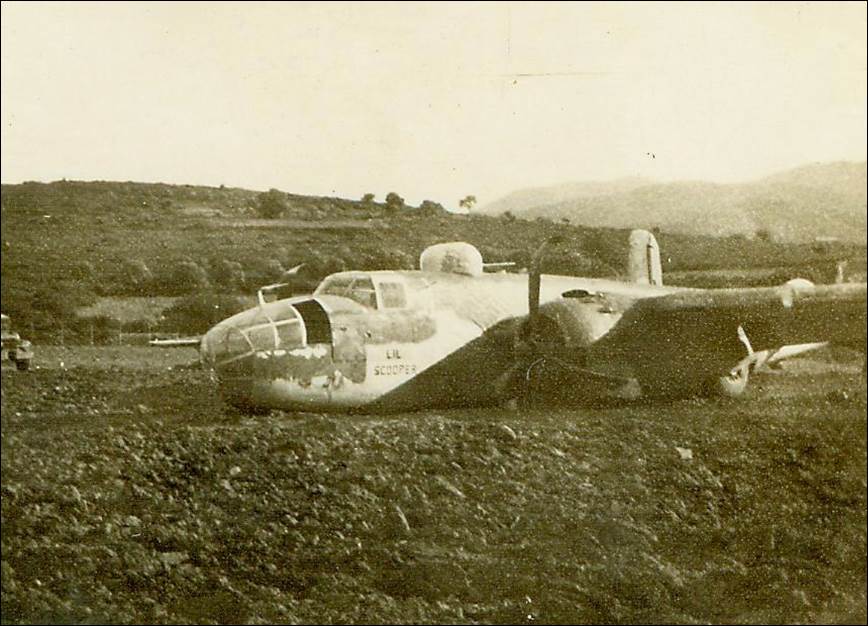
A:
481 161 867 243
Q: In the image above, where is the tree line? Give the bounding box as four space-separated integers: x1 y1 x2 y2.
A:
255 189 478 218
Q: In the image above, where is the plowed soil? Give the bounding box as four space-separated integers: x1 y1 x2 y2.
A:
2 346 865 624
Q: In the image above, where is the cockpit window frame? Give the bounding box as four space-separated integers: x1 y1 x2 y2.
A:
315 273 412 311
376 279 408 309
315 273 379 309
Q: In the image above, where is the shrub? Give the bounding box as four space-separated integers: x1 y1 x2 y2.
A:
152 261 211 296
175 261 211 293
0 280 98 343
458 195 477 211
418 200 446 215
117 259 154 296
159 294 246 335
255 188 287 219
384 192 405 213
210 259 246 290
245 258 286 288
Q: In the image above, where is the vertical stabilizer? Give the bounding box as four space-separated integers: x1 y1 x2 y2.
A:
628 229 663 286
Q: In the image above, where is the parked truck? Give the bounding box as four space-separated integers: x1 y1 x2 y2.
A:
1 313 33 371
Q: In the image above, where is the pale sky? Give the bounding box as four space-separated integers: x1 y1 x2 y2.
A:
2 1 866 209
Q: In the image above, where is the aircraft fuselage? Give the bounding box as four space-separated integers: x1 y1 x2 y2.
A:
200 270 675 412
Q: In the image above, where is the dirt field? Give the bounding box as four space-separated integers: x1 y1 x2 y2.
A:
2 346 866 624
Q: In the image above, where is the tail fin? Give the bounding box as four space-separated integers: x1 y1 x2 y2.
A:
628 229 662 286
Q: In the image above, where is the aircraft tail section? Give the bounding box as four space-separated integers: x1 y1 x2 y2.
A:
628 229 663 286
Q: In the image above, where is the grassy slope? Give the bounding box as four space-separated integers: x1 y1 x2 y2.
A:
1 180 865 343
2 180 864 288
1 346 865 624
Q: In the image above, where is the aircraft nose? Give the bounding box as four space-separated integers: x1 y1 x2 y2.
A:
200 301 306 400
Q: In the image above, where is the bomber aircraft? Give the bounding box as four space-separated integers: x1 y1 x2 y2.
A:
198 230 866 413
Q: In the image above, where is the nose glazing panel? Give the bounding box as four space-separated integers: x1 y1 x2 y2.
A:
201 301 306 371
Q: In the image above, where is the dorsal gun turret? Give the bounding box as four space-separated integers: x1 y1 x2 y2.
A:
419 242 484 277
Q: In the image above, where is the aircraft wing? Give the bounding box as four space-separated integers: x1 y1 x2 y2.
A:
589 282 866 394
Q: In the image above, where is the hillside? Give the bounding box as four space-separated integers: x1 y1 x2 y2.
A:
1 180 864 342
480 176 652 216
481 162 867 243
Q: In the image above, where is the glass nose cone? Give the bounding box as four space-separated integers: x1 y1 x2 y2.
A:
200 300 305 375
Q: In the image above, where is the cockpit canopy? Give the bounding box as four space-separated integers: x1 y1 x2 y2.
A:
314 272 407 310
315 273 377 308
